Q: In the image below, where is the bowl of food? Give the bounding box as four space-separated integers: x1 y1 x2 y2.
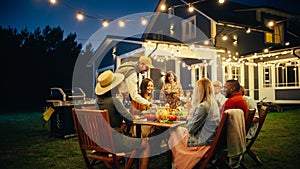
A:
141 110 156 121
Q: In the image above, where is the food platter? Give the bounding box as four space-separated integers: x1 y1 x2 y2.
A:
133 106 188 122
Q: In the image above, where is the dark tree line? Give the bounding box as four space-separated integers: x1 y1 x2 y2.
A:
0 25 83 113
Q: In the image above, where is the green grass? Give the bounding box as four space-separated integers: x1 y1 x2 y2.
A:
0 110 299 169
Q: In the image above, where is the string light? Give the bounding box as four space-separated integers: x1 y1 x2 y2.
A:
118 20 125 27
222 35 228 41
49 0 298 69
246 28 251 33
160 4 167 11
102 20 109 27
76 12 84 21
267 20 275 27
49 0 57 4
48 0 153 28
218 0 225 4
188 4 194 12
141 17 147 25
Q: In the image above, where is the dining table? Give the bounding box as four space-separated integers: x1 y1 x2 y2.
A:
132 119 186 169
133 120 186 138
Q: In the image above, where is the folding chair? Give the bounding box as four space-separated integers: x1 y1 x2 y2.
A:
196 111 229 169
72 108 137 169
245 108 256 134
245 105 269 165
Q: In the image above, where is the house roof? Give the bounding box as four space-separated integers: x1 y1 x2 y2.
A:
87 35 144 68
155 0 300 31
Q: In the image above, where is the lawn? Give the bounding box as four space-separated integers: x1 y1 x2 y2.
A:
0 109 299 169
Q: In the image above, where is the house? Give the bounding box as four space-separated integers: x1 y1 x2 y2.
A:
145 0 300 104
85 0 300 104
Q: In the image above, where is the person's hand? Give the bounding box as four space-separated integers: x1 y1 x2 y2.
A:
150 103 158 111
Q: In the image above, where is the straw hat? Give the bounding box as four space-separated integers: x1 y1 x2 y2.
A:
139 56 154 68
95 70 124 95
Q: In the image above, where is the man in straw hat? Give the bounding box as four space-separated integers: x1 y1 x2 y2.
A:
116 56 156 109
95 70 150 168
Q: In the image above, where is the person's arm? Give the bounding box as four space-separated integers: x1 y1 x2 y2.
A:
186 104 208 134
172 82 183 99
126 73 150 106
112 96 133 122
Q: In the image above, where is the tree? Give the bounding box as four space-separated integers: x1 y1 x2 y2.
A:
0 26 82 113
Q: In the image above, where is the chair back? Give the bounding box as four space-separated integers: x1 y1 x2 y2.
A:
198 112 228 169
245 108 256 134
247 105 269 148
72 108 116 153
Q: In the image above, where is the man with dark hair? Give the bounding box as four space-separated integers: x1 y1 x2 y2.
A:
222 79 248 114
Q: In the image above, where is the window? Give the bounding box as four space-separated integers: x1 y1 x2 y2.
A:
274 25 282 44
263 66 272 87
182 15 196 41
168 7 174 18
224 64 241 82
275 62 299 87
231 66 240 81
265 24 283 44
224 66 229 81
195 64 206 81
265 32 273 43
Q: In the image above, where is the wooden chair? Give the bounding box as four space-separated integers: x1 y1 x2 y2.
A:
72 108 137 169
245 108 256 134
245 105 269 166
196 111 229 169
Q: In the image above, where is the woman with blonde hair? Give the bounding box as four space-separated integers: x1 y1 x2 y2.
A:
168 77 220 169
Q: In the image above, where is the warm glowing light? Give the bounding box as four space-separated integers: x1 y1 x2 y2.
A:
264 48 269 53
218 0 225 4
49 0 56 5
141 17 147 25
285 42 290 46
160 4 166 11
188 4 194 12
204 40 209 45
102 20 109 27
268 21 274 27
222 35 228 41
118 20 125 27
246 28 251 33
76 12 84 21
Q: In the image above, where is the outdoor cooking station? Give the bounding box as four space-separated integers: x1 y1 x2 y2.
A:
46 87 95 138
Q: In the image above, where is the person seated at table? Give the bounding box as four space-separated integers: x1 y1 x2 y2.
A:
160 71 183 109
240 86 259 139
130 78 155 137
222 79 248 116
168 77 220 169
213 80 227 112
131 78 154 115
95 70 150 169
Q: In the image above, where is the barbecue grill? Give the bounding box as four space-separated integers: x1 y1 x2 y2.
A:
46 87 95 138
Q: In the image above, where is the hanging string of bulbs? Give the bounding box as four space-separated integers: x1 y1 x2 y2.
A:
48 0 298 69
48 0 151 27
